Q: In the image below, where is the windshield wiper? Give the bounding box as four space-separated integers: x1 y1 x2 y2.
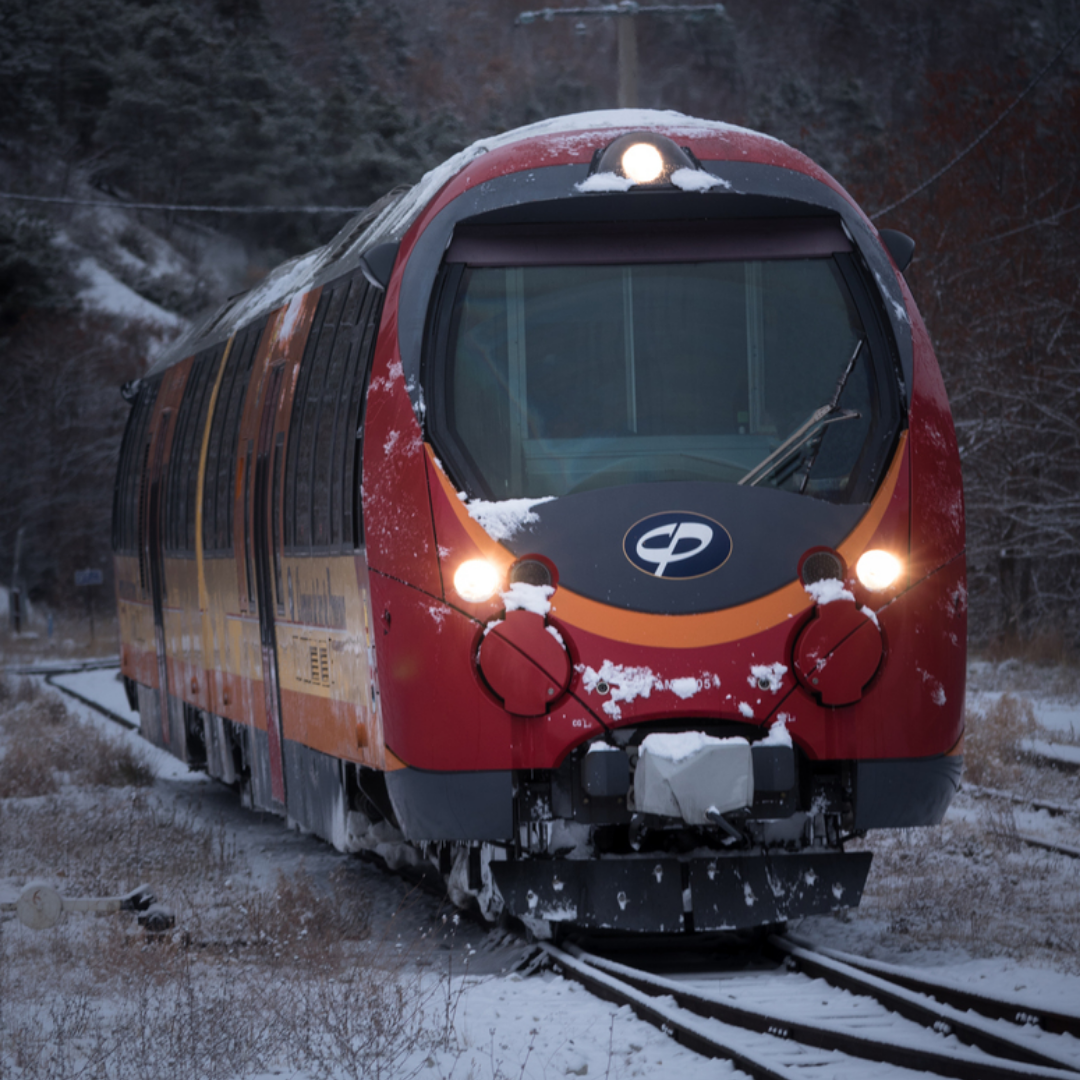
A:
738 340 864 489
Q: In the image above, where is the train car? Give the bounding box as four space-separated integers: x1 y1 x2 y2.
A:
112 110 966 935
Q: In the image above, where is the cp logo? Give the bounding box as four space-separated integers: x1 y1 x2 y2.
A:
623 511 732 579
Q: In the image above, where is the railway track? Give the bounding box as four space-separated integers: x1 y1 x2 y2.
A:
29 661 1080 1074
540 936 1080 1079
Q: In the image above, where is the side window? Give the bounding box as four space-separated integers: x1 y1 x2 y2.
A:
285 270 384 555
164 344 223 556
349 284 382 547
202 320 265 555
112 377 162 556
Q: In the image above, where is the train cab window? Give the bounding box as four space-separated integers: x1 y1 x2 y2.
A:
428 219 900 504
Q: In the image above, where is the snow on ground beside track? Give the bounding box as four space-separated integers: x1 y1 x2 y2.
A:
2 669 743 1080
5 660 1080 1079
50 667 140 726
968 658 1080 740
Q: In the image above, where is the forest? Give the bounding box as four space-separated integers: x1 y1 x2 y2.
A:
1 0 1078 650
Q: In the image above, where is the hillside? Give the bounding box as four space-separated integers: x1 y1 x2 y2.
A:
1 0 1078 650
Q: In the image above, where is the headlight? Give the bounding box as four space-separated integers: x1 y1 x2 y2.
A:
856 550 903 591
621 142 665 184
453 559 501 603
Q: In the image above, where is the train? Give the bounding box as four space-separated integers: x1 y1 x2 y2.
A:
112 110 966 935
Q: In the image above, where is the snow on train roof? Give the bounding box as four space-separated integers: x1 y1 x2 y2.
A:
149 110 784 375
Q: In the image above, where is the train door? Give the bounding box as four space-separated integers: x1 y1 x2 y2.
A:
140 407 175 749
250 364 287 807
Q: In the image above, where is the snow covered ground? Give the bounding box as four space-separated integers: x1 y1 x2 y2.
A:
2 659 1080 1079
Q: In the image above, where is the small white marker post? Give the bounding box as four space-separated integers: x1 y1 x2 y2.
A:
2 881 161 931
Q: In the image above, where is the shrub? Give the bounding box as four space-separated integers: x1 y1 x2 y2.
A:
962 693 1038 788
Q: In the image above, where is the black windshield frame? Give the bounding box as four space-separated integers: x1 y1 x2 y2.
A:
423 224 904 507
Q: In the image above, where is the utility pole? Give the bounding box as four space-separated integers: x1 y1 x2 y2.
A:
9 525 24 634
516 2 726 109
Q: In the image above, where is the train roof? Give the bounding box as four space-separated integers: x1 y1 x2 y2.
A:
146 109 864 378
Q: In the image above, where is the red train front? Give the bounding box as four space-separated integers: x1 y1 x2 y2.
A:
114 112 966 935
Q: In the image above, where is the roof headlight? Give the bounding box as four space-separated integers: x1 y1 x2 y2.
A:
621 142 665 184
856 550 903 591
453 559 501 604
590 131 698 186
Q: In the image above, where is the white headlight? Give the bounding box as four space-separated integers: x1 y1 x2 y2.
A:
856 550 903 591
453 559 501 603
621 142 665 184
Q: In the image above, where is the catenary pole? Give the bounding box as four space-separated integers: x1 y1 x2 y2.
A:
516 3 726 108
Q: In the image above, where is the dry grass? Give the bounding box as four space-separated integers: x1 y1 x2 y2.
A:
0 678 153 797
962 693 1039 788
1 922 453 1080
982 629 1078 668
848 813 1080 968
843 685 1080 968
0 675 464 1079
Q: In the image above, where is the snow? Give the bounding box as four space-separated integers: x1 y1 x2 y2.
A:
640 730 745 763
969 684 1080 741
75 256 185 330
500 581 554 617
575 171 635 193
212 248 325 338
805 578 856 605
1021 738 1080 768
748 662 787 692
874 268 911 323
49 668 139 727
759 714 794 747
578 662 721 716
579 660 661 720
463 495 555 541
671 166 731 191
668 675 703 699
368 108 781 250
7 658 1080 1080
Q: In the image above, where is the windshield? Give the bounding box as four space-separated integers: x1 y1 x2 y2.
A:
431 230 899 503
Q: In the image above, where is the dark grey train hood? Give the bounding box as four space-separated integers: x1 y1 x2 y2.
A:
491 481 865 615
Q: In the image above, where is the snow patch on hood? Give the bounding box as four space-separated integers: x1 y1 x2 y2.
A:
463 495 555 541
748 662 787 692
579 660 659 720
578 662 720 718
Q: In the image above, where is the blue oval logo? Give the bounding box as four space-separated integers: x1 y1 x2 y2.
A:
623 512 732 580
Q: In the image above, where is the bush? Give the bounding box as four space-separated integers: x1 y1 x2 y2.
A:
0 678 153 796
962 693 1038 788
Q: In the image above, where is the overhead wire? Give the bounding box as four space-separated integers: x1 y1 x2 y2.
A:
871 22 1080 220
0 191 365 214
